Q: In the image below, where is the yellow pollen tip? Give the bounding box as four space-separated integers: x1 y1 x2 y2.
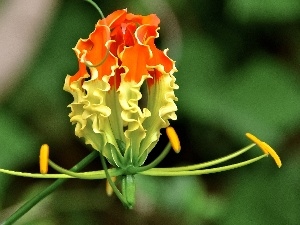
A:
39 144 49 174
261 142 282 168
245 133 282 168
166 126 181 153
106 176 117 196
245 133 268 154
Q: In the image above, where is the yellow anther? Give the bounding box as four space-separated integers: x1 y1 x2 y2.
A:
260 142 282 168
39 144 49 174
246 133 282 168
245 133 268 154
106 176 117 196
166 126 181 153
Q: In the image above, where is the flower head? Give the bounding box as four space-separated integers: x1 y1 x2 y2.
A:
64 9 178 168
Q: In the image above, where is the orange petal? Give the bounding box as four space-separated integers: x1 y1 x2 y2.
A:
69 39 93 84
141 14 160 26
97 9 127 28
123 23 137 47
110 26 124 56
73 38 93 58
120 44 151 83
135 25 158 45
136 26 175 75
126 13 160 26
86 25 118 80
125 13 143 25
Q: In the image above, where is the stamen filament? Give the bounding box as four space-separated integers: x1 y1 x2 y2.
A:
133 142 172 173
48 159 123 179
149 143 255 172
0 168 71 179
139 154 267 176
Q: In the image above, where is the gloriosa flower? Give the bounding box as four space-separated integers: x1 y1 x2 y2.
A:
63 9 178 168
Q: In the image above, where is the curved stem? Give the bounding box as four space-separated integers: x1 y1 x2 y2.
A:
99 153 127 206
139 154 267 176
148 143 255 172
84 0 105 19
2 150 98 225
82 1 110 69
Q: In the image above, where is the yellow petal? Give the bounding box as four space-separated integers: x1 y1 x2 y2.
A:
139 66 178 162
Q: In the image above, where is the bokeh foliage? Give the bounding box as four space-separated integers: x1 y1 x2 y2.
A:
0 0 300 224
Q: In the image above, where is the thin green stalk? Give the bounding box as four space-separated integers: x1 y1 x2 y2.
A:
139 154 267 176
0 168 71 179
148 143 255 172
84 0 105 19
2 151 98 225
48 159 123 179
133 142 172 173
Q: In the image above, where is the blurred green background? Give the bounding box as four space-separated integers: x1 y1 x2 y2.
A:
1 0 300 224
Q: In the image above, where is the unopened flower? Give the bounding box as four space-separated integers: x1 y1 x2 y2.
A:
64 9 178 168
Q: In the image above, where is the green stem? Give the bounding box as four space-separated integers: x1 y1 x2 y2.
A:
148 143 255 172
99 153 128 206
139 154 267 176
2 151 98 225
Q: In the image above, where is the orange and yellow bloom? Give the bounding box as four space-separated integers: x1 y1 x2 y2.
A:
64 9 178 168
